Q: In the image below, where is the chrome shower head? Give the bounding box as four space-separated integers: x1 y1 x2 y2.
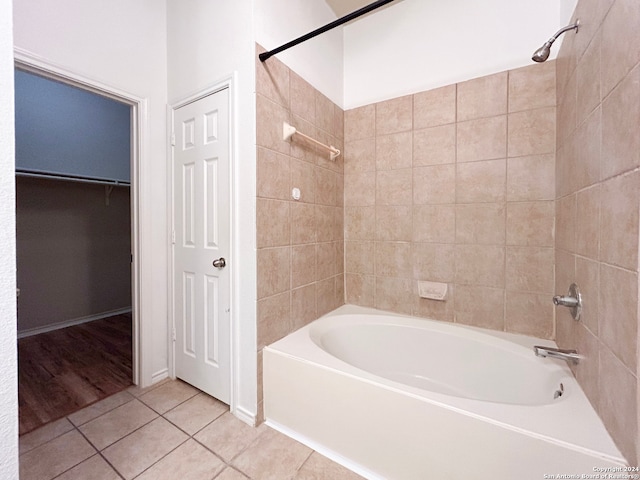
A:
532 20 579 63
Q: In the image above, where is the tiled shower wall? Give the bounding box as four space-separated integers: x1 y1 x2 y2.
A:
554 0 640 463
344 62 557 339
255 46 345 419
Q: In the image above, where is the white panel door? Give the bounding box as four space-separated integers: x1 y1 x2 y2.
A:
173 88 230 403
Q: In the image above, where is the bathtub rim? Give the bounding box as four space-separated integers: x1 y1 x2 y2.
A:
265 304 626 464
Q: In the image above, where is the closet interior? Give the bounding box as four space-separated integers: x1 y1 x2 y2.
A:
15 69 134 434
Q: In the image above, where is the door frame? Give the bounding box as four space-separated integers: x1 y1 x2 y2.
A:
14 48 145 386
168 74 240 415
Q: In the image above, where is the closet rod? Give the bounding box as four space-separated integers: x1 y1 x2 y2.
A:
16 171 130 187
259 0 397 62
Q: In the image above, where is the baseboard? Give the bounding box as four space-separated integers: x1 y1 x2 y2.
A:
17 307 132 339
151 368 169 384
233 405 257 427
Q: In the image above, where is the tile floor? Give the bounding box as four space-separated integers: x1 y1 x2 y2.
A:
19 379 364 480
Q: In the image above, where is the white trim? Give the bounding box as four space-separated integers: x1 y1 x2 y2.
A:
151 368 170 384
265 419 381 480
13 48 145 387
168 73 240 413
17 308 132 339
233 405 257 427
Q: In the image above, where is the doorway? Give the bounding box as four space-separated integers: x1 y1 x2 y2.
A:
14 57 142 434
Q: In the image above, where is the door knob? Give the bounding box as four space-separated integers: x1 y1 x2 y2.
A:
212 257 226 269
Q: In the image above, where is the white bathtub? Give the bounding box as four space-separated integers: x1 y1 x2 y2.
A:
263 305 626 480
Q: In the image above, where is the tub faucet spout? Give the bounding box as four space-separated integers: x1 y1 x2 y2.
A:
534 346 580 365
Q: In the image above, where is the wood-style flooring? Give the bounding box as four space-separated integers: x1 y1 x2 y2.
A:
18 313 132 435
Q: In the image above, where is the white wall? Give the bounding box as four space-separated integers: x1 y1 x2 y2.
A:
167 0 258 424
255 0 344 107
13 0 169 386
343 0 562 108
0 0 18 477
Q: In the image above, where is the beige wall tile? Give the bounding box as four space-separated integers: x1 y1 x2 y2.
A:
413 205 455 243
455 245 505 288
508 62 556 113
290 71 315 124
506 201 554 247
374 276 414 315
556 135 577 199
505 291 554 339
256 46 289 108
412 243 455 282
291 244 316 288
455 285 505 330
574 325 600 413
315 93 335 136
456 159 506 203
315 166 337 206
290 202 316 245
600 0 640 98
601 65 640 180
290 158 315 204
345 241 374 275
377 205 413 242
576 32 601 126
345 105 375 141
257 147 290 200
555 249 576 300
257 247 290 299
413 84 456 129
376 132 412 170
316 242 336 280
256 94 290 155
556 194 576 253
316 277 336 317
598 345 637 463
413 283 455 322
455 203 506 245
457 116 507 163
413 164 456 205
506 154 555 201
258 291 291 349
413 124 456 166
599 263 638 373
315 205 335 243
505 246 554 294
575 186 600 259
376 95 413 135
376 169 413 205
344 172 376 207
457 72 508 121
257 198 289 248
508 107 556 157
345 274 375 307
575 256 600 335
557 71 577 143
375 242 412 278
600 172 639 270
291 284 317 331
574 106 602 191
344 139 376 174
345 206 375 240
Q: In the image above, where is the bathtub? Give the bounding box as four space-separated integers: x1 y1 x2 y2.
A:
263 305 626 480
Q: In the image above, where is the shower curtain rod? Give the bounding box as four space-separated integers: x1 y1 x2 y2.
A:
259 0 397 62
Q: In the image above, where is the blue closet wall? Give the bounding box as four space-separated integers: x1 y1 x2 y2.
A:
14 69 131 183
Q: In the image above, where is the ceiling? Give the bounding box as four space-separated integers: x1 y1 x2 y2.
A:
325 0 382 18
